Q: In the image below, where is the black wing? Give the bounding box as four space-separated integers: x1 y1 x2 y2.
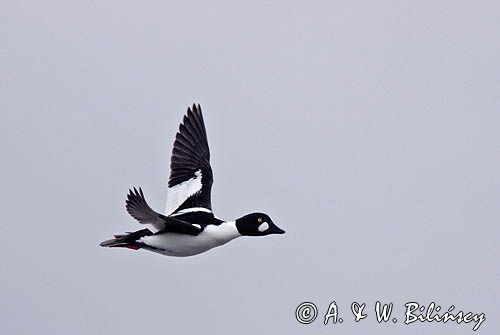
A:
126 187 203 235
165 104 213 215
162 216 203 235
126 187 166 231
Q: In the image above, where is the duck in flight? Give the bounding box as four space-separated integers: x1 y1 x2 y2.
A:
100 104 285 257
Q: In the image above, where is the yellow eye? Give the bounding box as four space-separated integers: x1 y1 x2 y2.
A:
257 218 263 223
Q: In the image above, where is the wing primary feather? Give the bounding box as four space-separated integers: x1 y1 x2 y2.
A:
126 187 166 231
165 104 213 215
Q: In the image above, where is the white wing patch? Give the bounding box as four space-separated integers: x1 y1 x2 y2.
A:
165 170 203 215
169 207 212 216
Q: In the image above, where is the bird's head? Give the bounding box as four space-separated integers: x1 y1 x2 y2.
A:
235 213 285 236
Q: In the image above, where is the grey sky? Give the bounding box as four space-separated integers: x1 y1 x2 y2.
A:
2 1 499 334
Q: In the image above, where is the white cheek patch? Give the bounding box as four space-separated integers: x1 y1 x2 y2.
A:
258 222 269 232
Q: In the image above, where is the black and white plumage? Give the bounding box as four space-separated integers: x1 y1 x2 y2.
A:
166 106 213 215
100 104 285 257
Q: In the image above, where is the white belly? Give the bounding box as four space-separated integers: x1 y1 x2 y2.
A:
139 222 240 257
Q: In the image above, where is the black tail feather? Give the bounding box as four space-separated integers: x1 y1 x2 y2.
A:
100 228 153 249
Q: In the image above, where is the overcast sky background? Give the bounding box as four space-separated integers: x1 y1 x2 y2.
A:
2 1 499 334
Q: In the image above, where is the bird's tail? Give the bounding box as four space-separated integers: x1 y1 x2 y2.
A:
100 228 153 250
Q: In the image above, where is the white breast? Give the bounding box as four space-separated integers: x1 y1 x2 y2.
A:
139 221 241 257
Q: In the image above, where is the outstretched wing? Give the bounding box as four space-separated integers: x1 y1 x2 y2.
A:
126 187 203 235
126 187 166 231
165 104 213 215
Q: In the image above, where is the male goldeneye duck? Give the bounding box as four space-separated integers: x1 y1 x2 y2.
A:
100 104 285 257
